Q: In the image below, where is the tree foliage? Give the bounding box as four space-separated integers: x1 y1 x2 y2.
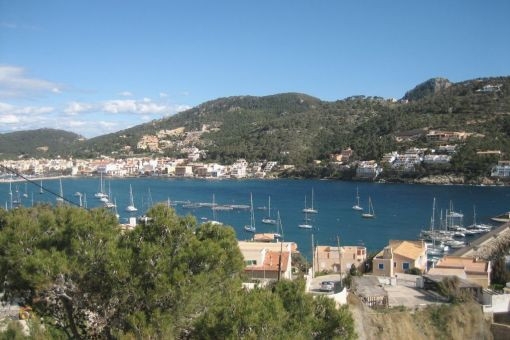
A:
0 205 355 338
191 279 356 339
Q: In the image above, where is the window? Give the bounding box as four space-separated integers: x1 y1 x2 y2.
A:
394 262 396 268
403 262 410 270
245 260 257 266
378 263 384 270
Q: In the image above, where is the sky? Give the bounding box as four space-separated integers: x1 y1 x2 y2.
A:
1 1 509 138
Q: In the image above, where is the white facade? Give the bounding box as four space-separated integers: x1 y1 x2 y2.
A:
356 161 381 178
491 161 510 178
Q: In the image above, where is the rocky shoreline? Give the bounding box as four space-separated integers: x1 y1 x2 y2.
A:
0 173 508 187
412 175 505 186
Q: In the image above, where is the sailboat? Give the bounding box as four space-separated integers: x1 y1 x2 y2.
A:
425 198 445 256
244 193 256 233
113 198 120 219
261 196 277 224
125 184 138 212
274 210 284 239
12 185 21 206
361 196 375 218
302 188 318 214
56 179 64 204
8 176 13 209
352 186 363 211
104 181 116 208
298 211 313 229
94 173 108 200
207 194 223 225
466 205 492 232
22 183 28 198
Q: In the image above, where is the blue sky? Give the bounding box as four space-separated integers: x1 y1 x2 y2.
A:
1 1 509 138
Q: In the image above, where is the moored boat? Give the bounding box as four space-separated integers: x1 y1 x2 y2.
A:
125 184 138 212
361 197 375 219
491 211 510 223
352 186 363 211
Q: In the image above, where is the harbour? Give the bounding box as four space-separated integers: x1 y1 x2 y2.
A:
1 176 510 259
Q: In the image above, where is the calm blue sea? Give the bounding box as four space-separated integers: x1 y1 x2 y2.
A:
2 177 510 260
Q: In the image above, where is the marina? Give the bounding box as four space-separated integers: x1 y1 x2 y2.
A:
1 176 509 259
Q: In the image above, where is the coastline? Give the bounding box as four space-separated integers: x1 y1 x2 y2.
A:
0 173 508 187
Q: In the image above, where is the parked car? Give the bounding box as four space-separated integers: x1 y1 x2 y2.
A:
320 281 335 292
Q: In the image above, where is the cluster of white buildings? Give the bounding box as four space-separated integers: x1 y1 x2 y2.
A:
0 157 281 180
355 147 456 179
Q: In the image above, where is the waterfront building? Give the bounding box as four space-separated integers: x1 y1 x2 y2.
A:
231 159 248 179
427 256 491 289
423 154 452 165
356 161 382 179
372 240 427 277
491 160 510 178
314 245 367 274
238 241 297 281
175 165 193 177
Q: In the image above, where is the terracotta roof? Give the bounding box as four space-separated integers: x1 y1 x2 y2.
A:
427 267 467 278
245 250 290 273
392 240 426 260
238 241 298 253
253 233 278 242
374 240 425 260
435 256 489 274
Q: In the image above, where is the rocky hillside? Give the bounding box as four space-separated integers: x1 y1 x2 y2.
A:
403 77 453 101
350 295 492 340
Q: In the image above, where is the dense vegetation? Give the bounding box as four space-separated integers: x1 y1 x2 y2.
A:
0 129 83 159
1 76 510 179
0 204 355 339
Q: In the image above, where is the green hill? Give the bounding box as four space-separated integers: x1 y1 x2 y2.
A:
0 128 83 159
2 76 510 169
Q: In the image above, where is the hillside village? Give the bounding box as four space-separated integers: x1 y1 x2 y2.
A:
2 125 510 183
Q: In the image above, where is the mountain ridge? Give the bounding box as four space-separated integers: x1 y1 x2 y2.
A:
1 76 509 164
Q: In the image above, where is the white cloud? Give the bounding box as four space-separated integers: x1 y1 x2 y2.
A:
0 114 19 124
102 98 168 115
159 92 168 98
103 99 137 114
0 94 191 137
119 91 133 97
0 101 54 115
66 120 88 128
64 101 94 115
175 104 192 112
0 65 61 98
99 121 119 129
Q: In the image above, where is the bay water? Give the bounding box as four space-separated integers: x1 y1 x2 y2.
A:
2 177 510 260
